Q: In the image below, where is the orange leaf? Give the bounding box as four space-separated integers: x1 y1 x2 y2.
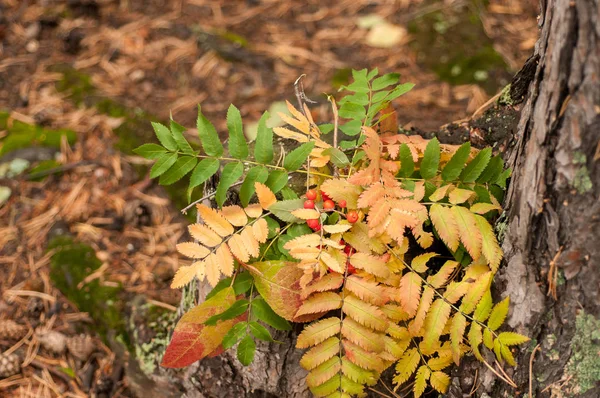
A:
221 205 248 226
188 224 222 247
176 242 210 259
398 272 422 317
197 204 234 237
255 182 277 210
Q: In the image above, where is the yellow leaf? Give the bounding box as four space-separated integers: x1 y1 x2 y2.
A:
255 182 277 210
474 214 502 271
357 183 385 208
382 304 411 322
320 252 344 273
386 210 419 243
342 294 388 331
349 252 390 278
367 199 391 231
228 234 249 263
345 275 388 306
468 323 483 361
252 218 269 243
429 204 459 252
430 371 450 394
221 205 248 226
240 227 260 258
497 332 530 346
341 317 384 352
413 366 430 398
342 340 384 372
383 336 410 359
443 281 469 304
195 260 206 281
306 357 342 388
460 271 492 314
300 337 340 370
393 348 420 385
470 202 502 215
291 208 321 220
448 188 475 205
398 272 422 317
273 127 309 142
428 260 458 288
176 242 210 259
488 297 510 331
408 287 435 336
216 244 234 277
450 206 482 261
473 290 493 322
244 203 263 218
296 292 342 317
197 204 234 237
429 184 453 202
411 252 438 273
205 253 221 287
189 224 222 247
341 357 378 385
297 317 341 349
301 273 344 299
171 265 197 288
450 313 467 365
428 352 453 371
323 223 352 234
321 178 363 209
422 299 451 350
284 233 322 251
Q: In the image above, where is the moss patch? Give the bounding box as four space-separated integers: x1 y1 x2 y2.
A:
566 311 600 394
48 236 128 344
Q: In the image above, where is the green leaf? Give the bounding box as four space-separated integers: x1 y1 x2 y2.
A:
323 147 350 167
371 73 399 91
340 120 362 136
237 335 256 365
170 120 195 155
319 123 334 134
189 158 220 191
280 186 299 200
249 321 275 342
269 199 304 222
160 156 197 185
352 150 366 165
366 68 379 80
264 216 280 239
251 298 292 330
205 278 233 300
420 137 440 179
133 143 167 159
495 168 512 189
497 332 530 346
226 104 248 159
339 139 358 150
371 90 391 103
239 166 269 206
222 322 247 349
477 155 503 183
442 142 471 181
398 143 415 178
233 272 254 295
339 102 366 120
265 170 288 193
152 122 177 151
150 153 177 178
254 111 273 164
197 105 224 157
205 299 249 326
487 297 510 331
339 92 370 106
460 147 492 183
283 142 315 171
387 83 415 101
215 161 244 207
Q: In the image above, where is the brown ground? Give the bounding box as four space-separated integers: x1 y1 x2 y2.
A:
0 0 538 396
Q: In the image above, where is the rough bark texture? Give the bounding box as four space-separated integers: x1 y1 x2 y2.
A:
132 1 600 396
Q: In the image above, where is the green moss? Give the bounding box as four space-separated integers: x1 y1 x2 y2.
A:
566 311 600 394
572 152 593 194
131 304 177 374
27 159 62 181
48 236 128 344
498 84 513 106
54 65 96 105
0 112 77 156
407 1 509 93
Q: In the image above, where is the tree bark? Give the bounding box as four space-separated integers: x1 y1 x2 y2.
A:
138 1 600 396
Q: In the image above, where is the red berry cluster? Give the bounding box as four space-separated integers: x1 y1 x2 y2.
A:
304 189 359 232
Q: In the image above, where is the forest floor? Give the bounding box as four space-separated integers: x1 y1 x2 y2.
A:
0 0 538 397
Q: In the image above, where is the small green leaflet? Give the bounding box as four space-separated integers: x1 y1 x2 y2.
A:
254 111 273 164
442 142 471 181
371 73 399 91
283 142 315 171
251 298 292 331
339 102 366 121
239 166 269 207
215 161 244 207
170 120 195 155
197 106 224 157
222 322 247 349
249 321 275 342
398 143 414 178
420 137 440 179
340 120 362 136
133 143 166 159
205 272 253 301
460 147 492 183
237 335 256 366
269 199 305 222
226 105 249 159
152 122 177 151
352 150 366 165
387 83 415 101
280 186 299 200
265 170 288 193
189 158 220 191
477 156 504 183
150 153 177 178
323 147 350 167
205 299 249 326
160 156 197 185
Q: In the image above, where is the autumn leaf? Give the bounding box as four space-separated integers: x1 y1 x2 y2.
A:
255 182 277 210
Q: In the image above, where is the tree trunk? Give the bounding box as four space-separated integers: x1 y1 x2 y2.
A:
140 1 600 396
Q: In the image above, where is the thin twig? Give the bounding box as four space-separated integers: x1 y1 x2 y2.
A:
529 344 541 398
294 74 316 118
